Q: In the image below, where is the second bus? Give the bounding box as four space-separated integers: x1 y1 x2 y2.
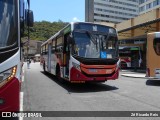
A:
40 22 120 83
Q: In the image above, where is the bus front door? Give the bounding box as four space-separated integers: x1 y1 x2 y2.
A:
48 44 51 72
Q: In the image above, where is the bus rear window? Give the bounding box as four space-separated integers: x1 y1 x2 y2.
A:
153 38 160 56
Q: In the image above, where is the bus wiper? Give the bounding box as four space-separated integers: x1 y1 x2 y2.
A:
85 31 97 45
85 31 99 51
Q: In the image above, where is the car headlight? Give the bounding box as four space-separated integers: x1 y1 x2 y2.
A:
72 62 81 71
0 66 17 87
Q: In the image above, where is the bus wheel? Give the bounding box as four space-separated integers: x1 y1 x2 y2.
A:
56 65 65 83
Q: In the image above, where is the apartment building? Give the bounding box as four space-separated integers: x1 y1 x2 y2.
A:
85 0 139 23
139 0 160 14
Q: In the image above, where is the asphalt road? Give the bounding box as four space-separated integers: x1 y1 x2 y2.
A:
21 62 160 120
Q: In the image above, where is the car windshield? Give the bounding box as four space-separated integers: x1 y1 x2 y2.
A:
72 31 118 59
0 0 18 49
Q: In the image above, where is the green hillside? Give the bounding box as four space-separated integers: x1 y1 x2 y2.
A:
24 20 68 41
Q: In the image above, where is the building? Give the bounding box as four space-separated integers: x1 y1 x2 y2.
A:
116 8 160 69
139 0 160 14
85 0 139 24
23 40 43 59
85 0 94 22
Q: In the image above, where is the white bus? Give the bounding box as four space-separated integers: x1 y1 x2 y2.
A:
41 22 120 83
0 0 33 112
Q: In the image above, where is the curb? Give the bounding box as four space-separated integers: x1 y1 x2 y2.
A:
121 74 146 79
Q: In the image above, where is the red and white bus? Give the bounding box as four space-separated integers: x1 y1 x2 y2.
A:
0 0 33 112
41 22 120 83
119 46 142 68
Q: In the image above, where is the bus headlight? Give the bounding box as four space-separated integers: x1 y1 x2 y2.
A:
0 66 17 85
72 62 81 71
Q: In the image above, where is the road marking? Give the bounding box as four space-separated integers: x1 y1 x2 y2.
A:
19 65 24 120
19 92 24 120
22 75 24 82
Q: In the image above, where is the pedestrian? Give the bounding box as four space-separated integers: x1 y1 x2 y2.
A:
27 59 31 69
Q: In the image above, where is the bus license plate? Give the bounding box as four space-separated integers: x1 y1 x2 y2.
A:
106 69 112 74
89 69 97 72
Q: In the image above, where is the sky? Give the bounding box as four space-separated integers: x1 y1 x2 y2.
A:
30 0 85 22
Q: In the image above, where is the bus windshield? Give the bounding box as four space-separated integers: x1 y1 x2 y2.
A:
119 50 131 57
72 31 118 59
0 0 18 49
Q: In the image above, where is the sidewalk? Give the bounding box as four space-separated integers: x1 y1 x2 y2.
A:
120 69 146 78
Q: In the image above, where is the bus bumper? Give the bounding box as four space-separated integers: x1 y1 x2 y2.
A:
70 67 119 82
0 77 20 112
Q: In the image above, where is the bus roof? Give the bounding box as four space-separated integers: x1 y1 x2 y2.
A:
41 22 117 46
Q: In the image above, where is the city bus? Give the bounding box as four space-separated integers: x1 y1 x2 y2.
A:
41 22 120 83
146 32 160 79
0 0 33 112
119 46 142 68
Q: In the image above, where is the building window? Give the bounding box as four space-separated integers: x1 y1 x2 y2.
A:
153 0 160 6
139 0 145 4
139 6 145 12
153 0 157 6
146 3 152 10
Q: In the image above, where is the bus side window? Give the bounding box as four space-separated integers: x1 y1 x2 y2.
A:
154 38 160 56
52 40 56 53
65 33 71 52
56 36 63 53
156 43 160 55
45 44 48 55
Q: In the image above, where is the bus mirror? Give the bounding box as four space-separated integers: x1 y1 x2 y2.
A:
25 9 34 27
20 18 24 37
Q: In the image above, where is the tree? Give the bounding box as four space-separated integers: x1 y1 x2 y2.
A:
23 20 68 41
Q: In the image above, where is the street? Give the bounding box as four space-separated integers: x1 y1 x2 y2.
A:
21 62 160 120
